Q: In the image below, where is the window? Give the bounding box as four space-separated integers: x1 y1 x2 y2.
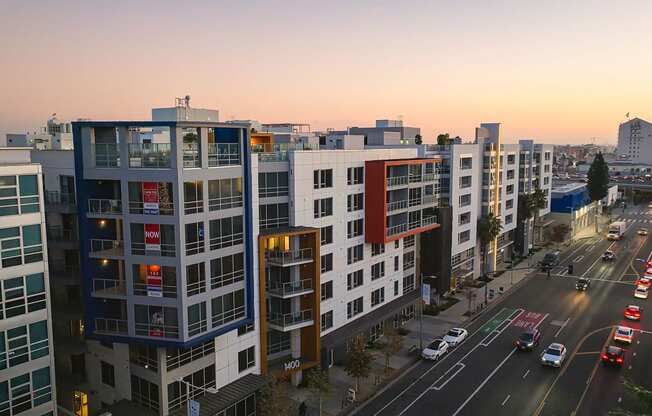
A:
371 288 385 307
183 181 203 214
506 184 514 195
0 320 49 370
394 281 399 296
543 177 550 185
347 167 364 185
321 253 333 273
403 251 415 270
211 289 245 327
321 311 333 332
313 198 333 218
0 366 53 414
347 219 363 238
459 212 471 225
101 361 115 387
544 151 551 161
209 215 243 250
321 226 333 246
208 178 243 210
0 225 43 268
259 203 289 229
394 256 399 271
403 274 415 292
371 262 385 280
166 341 215 371
506 199 514 210
313 169 333 189
544 164 550 173
187 302 207 337
505 214 513 225
459 176 472 189
347 297 364 319
210 252 244 288
0 273 46 319
133 265 176 300
459 230 471 243
131 374 160 411
258 172 288 198
238 346 255 372
507 154 516 164
185 222 204 255
404 235 415 248
134 305 179 339
395 240 400 249
371 243 385 256
459 194 471 207
506 170 515 180
347 270 363 290
186 262 206 296
0 175 40 216
347 193 364 212
347 244 363 264
321 281 333 301
237 323 254 336
460 157 473 170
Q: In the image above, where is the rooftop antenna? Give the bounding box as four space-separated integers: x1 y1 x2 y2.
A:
184 95 191 109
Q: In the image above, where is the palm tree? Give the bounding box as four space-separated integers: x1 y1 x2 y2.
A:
477 212 502 276
529 188 547 245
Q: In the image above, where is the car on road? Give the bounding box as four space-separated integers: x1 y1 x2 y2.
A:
649 203 652 209
515 328 542 351
624 305 642 321
421 339 448 361
639 228 649 236
637 277 652 288
602 250 616 261
540 251 561 270
634 286 649 299
601 345 625 367
575 278 591 291
614 326 634 344
541 343 567 367
443 328 468 347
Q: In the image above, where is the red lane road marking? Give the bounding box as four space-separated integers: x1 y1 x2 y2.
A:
511 311 545 330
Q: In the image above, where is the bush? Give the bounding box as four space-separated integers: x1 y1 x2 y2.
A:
423 304 440 316
396 327 410 336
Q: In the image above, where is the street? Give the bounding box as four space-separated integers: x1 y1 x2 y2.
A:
356 204 652 416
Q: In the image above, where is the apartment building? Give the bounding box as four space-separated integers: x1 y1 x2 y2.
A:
251 133 441 382
616 117 652 163
71 111 263 415
0 148 57 416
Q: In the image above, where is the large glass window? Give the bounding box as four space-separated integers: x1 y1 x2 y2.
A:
167 364 215 411
258 172 288 198
131 375 159 411
186 262 206 296
238 346 255 372
187 302 207 337
313 198 333 218
134 305 179 339
313 169 333 189
0 225 43 269
183 181 203 214
211 289 245 327
208 178 243 211
209 216 243 250
259 203 289 230
0 366 52 415
185 222 205 256
210 252 245 289
128 182 174 215
130 223 175 257
0 273 46 319
0 175 40 216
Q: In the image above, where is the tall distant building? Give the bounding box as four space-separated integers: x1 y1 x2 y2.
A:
616 117 652 163
0 148 57 416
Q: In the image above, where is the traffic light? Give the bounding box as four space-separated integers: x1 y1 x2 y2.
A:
568 264 574 275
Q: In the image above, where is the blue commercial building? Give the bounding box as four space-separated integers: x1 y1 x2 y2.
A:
550 183 591 213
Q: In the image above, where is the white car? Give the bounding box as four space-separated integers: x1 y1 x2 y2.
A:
639 229 649 236
614 326 634 344
443 328 468 347
421 339 448 361
635 286 649 299
541 343 567 367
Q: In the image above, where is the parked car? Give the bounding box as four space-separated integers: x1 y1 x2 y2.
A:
443 328 468 347
421 339 448 361
639 228 649 236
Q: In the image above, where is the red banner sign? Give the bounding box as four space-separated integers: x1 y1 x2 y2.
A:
146 264 162 297
145 224 160 251
143 182 159 215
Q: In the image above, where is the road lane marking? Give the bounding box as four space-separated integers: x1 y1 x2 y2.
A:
522 369 530 379
501 394 511 406
574 351 600 356
369 307 517 416
431 363 465 390
451 348 517 416
554 318 570 338
628 365 632 370
581 223 634 278
573 328 615 415
573 255 584 263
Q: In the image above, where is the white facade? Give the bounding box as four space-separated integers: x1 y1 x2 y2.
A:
617 118 652 163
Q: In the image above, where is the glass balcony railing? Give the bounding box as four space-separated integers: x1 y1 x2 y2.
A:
251 143 319 162
268 279 314 297
208 143 240 167
135 322 179 339
386 223 408 237
183 145 201 168
387 216 438 237
89 239 124 257
387 176 408 187
46 225 78 241
387 200 408 212
95 318 128 335
94 144 120 168
128 201 174 215
268 310 313 330
92 278 126 296
129 143 171 168
44 191 76 206
266 248 313 266
133 282 177 298
88 198 122 215
131 242 176 257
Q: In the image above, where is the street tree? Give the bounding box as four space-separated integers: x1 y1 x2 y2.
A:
344 336 374 391
379 326 404 374
609 379 652 415
436 133 450 145
414 134 423 145
529 188 547 244
587 152 610 202
257 376 291 416
305 366 330 416
477 212 502 275
550 223 571 247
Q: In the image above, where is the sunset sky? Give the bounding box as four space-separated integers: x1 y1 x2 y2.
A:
1 0 651 144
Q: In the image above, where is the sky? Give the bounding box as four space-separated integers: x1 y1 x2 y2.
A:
1 0 651 144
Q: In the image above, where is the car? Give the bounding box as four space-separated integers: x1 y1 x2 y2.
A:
639 229 649 236
576 278 591 291
540 251 561 270
635 286 649 299
602 250 616 261
421 339 448 361
602 345 625 366
637 277 652 288
649 203 652 209
624 305 642 321
443 328 468 347
644 268 652 276
614 326 634 344
515 328 542 351
541 343 567 367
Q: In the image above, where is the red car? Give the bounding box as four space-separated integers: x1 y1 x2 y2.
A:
601 345 625 366
637 277 652 288
624 305 642 321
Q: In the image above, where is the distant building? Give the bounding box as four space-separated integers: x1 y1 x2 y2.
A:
616 117 652 163
548 183 599 239
6 116 73 150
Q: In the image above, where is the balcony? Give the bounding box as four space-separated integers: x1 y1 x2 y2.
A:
268 310 314 332
131 242 176 258
129 143 171 168
208 143 240 167
387 176 408 188
48 260 81 282
423 172 436 182
87 199 122 216
89 239 124 258
91 278 126 297
268 279 314 298
422 194 437 205
93 144 120 168
94 318 128 335
387 200 408 212
386 223 408 237
44 191 76 213
129 201 174 216
46 225 78 242
135 322 179 339
266 248 313 267
183 144 201 168
133 282 177 298
387 216 437 237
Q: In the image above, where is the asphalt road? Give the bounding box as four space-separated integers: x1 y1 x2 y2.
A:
356 204 652 416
